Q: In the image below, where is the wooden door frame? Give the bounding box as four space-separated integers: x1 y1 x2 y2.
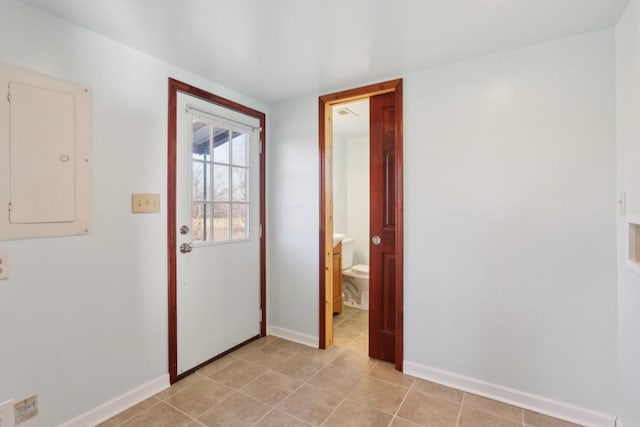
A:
167 78 267 383
318 79 404 370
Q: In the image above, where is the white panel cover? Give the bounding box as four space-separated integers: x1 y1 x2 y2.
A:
9 82 76 223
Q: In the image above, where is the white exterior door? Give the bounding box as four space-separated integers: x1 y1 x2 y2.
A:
176 92 261 375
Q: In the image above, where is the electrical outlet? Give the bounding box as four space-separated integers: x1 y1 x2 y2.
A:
132 193 160 213
0 399 15 427
0 251 9 280
13 396 37 425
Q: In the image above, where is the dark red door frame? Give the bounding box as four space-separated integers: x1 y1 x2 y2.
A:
167 78 267 383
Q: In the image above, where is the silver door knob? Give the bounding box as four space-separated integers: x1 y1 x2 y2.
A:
372 235 381 245
180 243 193 254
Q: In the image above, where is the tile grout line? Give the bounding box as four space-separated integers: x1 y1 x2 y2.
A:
455 392 466 427
102 397 163 427
387 376 414 427
318 357 380 426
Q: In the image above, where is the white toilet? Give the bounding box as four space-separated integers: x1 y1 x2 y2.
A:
341 238 369 310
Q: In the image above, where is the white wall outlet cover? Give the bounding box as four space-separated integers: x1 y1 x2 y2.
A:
0 251 9 280
0 399 15 427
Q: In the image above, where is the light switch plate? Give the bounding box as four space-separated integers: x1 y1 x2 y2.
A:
0 399 15 427
0 251 9 280
132 193 160 213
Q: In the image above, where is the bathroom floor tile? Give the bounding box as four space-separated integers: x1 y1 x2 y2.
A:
323 400 392 427
241 370 302 405
348 333 369 356
197 392 270 427
277 383 342 425
333 328 360 346
347 376 409 415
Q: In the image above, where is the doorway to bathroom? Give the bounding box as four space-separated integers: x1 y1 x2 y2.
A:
318 79 404 371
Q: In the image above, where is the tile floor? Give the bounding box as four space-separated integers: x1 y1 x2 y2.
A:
99 307 582 427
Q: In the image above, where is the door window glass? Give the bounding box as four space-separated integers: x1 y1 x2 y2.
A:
191 119 250 242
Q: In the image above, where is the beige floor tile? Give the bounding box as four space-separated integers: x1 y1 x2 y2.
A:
324 400 393 427
278 383 342 426
155 373 205 400
348 334 369 356
196 354 237 378
464 393 523 423
255 409 311 426
412 378 463 404
118 402 192 427
333 328 361 346
208 358 267 389
524 409 582 427
268 337 307 353
309 364 366 396
296 344 344 365
242 342 298 368
198 392 270 427
164 377 234 418
389 416 423 427
347 376 409 415
336 317 369 333
241 370 302 405
397 390 460 427
330 348 377 374
231 337 271 358
274 354 326 380
98 397 160 427
369 362 415 388
459 407 522 427
186 421 206 427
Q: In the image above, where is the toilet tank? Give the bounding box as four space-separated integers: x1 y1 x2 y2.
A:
341 238 354 269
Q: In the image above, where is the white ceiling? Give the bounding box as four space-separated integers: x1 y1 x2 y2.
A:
333 100 369 140
19 0 630 104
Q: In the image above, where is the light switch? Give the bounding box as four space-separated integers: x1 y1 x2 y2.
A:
0 252 9 280
132 193 160 213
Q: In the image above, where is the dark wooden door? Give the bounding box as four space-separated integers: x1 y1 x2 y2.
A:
369 92 397 363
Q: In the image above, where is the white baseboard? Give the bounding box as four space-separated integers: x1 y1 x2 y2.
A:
57 374 170 427
267 325 318 348
404 361 616 427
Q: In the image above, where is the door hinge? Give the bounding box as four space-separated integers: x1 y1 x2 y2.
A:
259 224 263 239
259 308 263 322
259 140 263 154
8 202 12 211
7 91 11 102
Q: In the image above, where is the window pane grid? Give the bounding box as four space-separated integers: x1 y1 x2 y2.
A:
192 119 251 243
